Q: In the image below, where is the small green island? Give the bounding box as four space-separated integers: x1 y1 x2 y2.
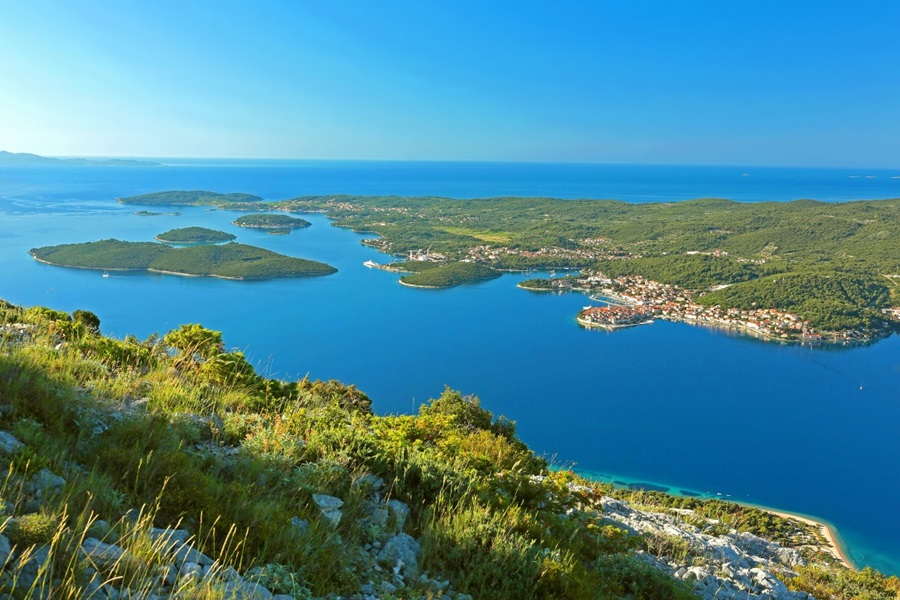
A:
155 227 237 244
232 213 311 231
398 262 501 288
30 239 336 280
133 210 181 217
517 277 560 291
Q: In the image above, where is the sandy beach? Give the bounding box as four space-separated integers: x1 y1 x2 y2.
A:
766 509 855 569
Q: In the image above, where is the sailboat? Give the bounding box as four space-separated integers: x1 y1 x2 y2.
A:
102 270 110 278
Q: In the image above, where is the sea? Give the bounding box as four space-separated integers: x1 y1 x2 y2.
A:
1 160 899 574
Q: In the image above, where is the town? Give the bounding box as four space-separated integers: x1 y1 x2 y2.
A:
565 272 869 342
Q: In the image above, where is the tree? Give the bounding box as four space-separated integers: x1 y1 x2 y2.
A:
72 309 101 334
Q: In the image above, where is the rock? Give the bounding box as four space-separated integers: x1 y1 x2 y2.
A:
81 538 128 570
103 585 121 600
312 493 343 526
121 508 143 524
172 542 214 567
377 533 421 578
217 580 273 599
0 431 23 455
0 534 10 565
87 519 113 539
366 506 391 529
14 544 51 592
379 581 398 595
387 499 409 532
157 564 177 587
354 473 385 492
290 516 309 535
149 527 191 551
360 582 376 595
179 561 204 582
83 572 105 598
28 468 66 497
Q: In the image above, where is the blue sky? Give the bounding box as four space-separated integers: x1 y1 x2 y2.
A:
1 1 898 166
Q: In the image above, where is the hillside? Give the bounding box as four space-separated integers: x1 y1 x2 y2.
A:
0 299 896 599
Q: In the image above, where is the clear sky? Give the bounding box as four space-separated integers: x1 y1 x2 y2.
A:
1 1 898 167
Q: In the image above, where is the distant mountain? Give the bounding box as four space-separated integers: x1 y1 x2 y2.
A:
0 151 160 167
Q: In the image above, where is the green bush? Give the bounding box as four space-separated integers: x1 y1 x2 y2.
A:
6 513 58 548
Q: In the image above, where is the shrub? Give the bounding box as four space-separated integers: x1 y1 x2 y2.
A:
6 513 58 548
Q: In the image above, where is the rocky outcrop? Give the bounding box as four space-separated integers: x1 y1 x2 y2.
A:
599 496 812 599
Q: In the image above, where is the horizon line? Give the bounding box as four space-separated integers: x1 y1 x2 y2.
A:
27 153 900 172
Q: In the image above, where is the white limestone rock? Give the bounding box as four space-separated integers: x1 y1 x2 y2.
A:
313 493 344 526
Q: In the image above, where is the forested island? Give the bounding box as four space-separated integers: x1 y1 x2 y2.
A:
233 213 311 231
398 261 502 288
1 297 896 599
30 239 336 280
154 227 236 244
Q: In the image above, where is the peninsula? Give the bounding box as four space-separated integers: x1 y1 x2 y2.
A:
30 239 336 280
279 195 899 343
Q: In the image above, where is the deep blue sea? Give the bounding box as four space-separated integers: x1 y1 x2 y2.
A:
1 161 899 574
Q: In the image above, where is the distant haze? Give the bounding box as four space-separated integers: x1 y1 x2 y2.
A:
1 2 898 168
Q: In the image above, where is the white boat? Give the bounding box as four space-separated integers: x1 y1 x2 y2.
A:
363 260 379 268
102 270 110 278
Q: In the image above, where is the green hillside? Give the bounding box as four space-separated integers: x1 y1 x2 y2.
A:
1 300 894 598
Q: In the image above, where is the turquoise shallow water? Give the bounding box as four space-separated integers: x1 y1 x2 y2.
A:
1 161 898 574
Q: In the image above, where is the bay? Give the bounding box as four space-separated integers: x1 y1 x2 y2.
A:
1 160 898 574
